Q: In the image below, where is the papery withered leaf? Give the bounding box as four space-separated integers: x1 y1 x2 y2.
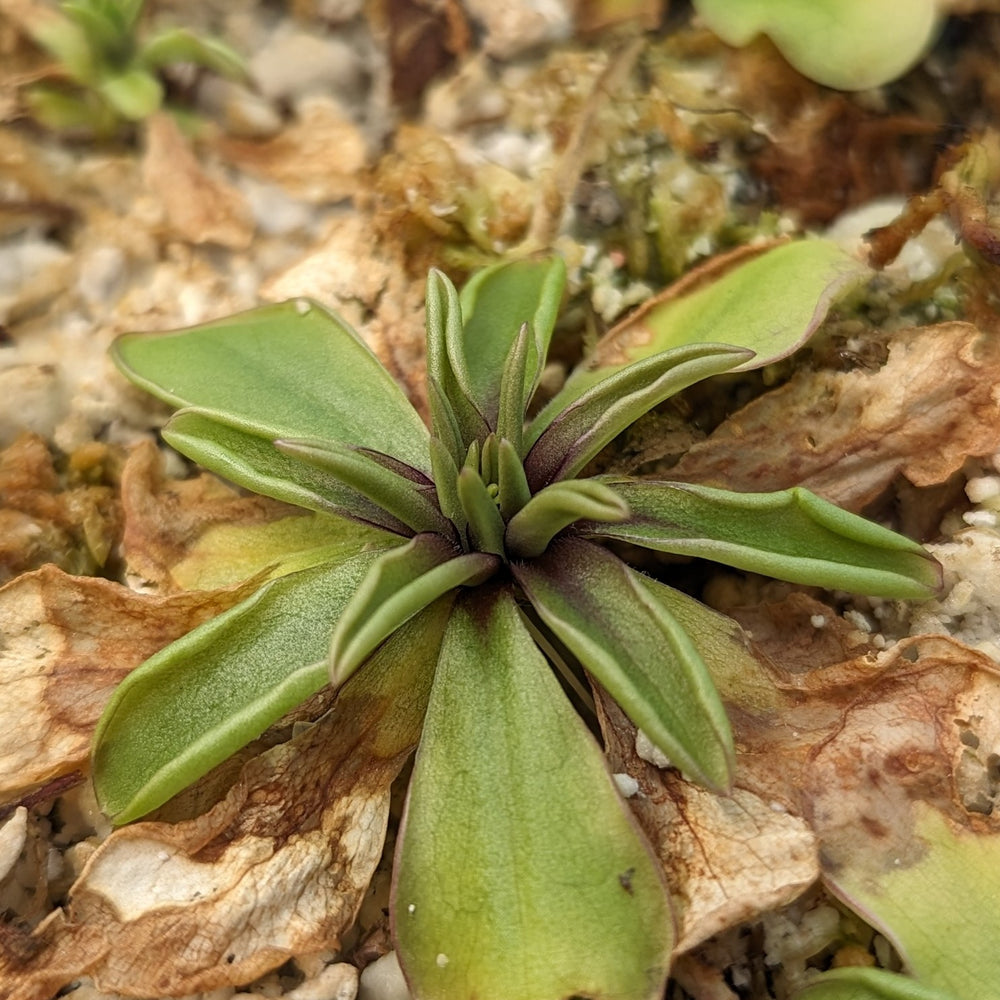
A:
393 587 672 1000
112 298 431 474
582 480 942 599
524 344 752 489
276 437 453 538
164 409 413 536
458 256 566 426
505 478 629 559
93 546 398 824
513 537 734 791
329 534 500 686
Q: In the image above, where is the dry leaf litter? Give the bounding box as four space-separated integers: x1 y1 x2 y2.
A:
1 1 1000 998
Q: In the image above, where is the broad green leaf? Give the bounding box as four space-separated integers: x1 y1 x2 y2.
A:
513 537 734 791
98 68 163 120
523 344 751 489
93 547 394 823
169 512 396 591
693 0 939 91
329 534 500 686
425 271 489 449
530 240 868 440
112 298 431 474
394 588 672 1000
505 478 629 559
140 28 247 80
582 480 942 600
277 437 454 537
163 409 414 536
824 804 1000 1000
24 86 116 134
794 967 958 1000
458 256 566 425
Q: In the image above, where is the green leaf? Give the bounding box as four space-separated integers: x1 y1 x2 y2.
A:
26 16 97 83
505 478 629 559
458 256 566 426
693 0 939 91
276 437 454 538
394 588 673 1000
61 0 129 63
112 298 431 475
794 967 958 1000
24 85 116 135
582 480 942 600
495 322 530 456
524 344 752 489
329 534 500 686
513 537 734 791
140 28 247 80
98 68 163 119
456 466 506 557
425 270 489 449
530 240 868 439
163 409 414 535
93 547 395 823
496 436 531 520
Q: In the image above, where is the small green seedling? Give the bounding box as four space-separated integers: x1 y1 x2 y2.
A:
693 0 940 91
93 253 940 999
23 0 245 137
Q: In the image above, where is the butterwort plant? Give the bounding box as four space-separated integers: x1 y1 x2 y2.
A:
93 252 940 1000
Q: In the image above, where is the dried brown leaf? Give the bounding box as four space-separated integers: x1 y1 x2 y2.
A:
142 113 253 249
0 566 259 810
598 691 819 955
671 322 1000 511
0 608 440 997
120 439 300 591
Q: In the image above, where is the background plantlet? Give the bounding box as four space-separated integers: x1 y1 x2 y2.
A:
93 251 941 999
22 0 245 136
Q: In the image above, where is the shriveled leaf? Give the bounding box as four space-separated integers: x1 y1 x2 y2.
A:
163 409 412 535
596 690 818 955
532 240 868 437
583 480 941 599
329 533 499 686
0 566 258 808
276 437 453 537
458 256 566 425
394 588 672 1000
671 322 1000 511
2 604 450 998
118 438 391 591
513 537 734 790
524 344 751 489
142 113 253 249
93 546 395 823
112 296 431 474
795 967 958 1000
693 0 939 91
505 477 629 558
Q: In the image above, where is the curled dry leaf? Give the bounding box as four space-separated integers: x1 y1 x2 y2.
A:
120 438 309 591
142 113 253 250
671 322 1000 511
215 96 369 203
0 565 258 810
1 605 444 999
597 690 819 955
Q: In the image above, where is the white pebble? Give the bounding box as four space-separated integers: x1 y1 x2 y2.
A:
966 476 1000 504
358 951 411 1000
612 773 640 798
